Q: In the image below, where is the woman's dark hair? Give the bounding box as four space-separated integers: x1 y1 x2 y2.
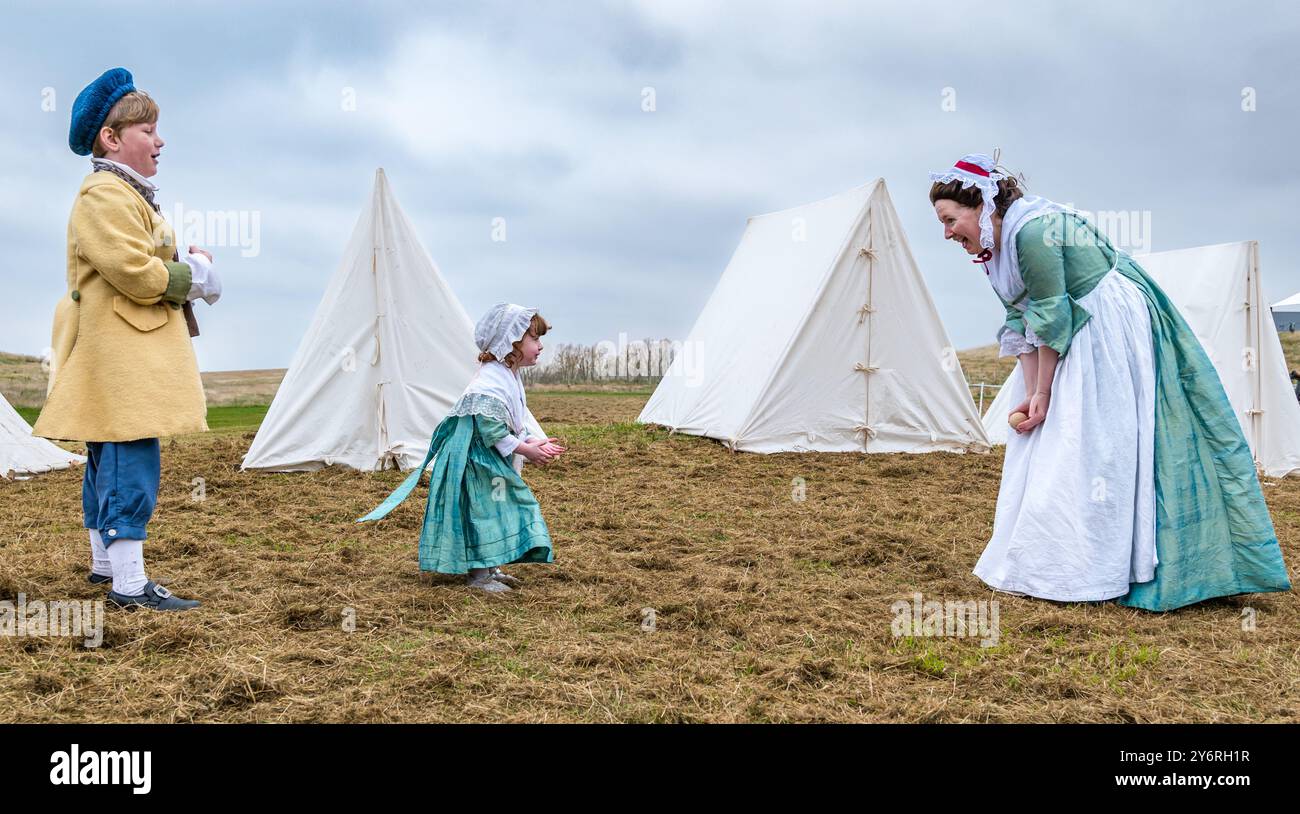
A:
929 170 1026 217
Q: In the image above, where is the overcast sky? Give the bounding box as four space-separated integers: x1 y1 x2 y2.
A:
1 0 1296 372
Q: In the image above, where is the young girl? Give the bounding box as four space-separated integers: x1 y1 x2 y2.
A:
358 303 565 592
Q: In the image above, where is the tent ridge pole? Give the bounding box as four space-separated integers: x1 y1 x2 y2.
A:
1250 241 1263 465
862 210 875 453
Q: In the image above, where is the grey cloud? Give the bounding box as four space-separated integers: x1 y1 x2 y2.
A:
1 1 1297 372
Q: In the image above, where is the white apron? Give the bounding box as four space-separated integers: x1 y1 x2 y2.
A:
974 248 1157 601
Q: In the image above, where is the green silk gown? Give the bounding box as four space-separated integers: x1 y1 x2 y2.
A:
357 394 554 574
998 213 1290 610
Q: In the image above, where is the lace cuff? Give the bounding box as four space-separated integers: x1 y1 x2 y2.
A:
997 326 1035 358
449 392 511 426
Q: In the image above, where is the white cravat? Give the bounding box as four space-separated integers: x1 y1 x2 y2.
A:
92 157 158 194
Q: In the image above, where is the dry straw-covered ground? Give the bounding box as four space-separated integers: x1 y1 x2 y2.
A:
2 385 1299 723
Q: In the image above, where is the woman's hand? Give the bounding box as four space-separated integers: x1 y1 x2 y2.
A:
517 439 555 464
1009 398 1030 423
1016 391 1051 434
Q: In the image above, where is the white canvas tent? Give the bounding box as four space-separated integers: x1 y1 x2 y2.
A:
979 240 1300 478
1270 289 1300 333
1271 290 1300 311
243 168 508 472
638 179 990 454
1 392 83 479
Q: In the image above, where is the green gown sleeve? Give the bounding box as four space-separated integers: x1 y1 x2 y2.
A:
1016 214 1093 357
1000 295 1026 338
473 415 514 449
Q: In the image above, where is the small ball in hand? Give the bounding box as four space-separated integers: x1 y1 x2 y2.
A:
1009 411 1029 429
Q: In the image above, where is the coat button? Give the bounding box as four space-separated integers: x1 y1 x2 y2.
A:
70 290 80 301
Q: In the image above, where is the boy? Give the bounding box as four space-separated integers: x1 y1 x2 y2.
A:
33 67 222 611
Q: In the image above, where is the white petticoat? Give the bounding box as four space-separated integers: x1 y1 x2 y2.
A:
974 269 1157 601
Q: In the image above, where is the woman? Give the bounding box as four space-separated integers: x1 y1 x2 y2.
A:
929 153 1290 610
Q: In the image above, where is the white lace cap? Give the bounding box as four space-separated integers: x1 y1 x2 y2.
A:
929 153 1005 251
474 302 539 361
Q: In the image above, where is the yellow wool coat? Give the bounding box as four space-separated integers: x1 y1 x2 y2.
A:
33 172 208 442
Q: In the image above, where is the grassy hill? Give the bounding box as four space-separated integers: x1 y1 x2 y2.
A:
0 352 48 409
1 354 289 412
2 347 1019 409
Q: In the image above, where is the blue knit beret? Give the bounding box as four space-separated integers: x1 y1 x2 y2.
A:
69 67 135 156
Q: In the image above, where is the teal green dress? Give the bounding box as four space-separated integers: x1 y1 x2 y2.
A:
356 395 553 574
995 213 1290 611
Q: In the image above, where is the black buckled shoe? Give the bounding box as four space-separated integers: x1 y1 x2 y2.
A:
107 581 200 611
87 572 113 585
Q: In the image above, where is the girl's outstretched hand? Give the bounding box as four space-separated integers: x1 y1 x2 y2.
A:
518 439 555 464
539 437 566 457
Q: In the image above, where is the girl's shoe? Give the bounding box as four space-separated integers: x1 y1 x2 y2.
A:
467 574 513 593
491 567 522 588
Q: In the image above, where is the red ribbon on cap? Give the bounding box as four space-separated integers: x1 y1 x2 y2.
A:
954 160 991 177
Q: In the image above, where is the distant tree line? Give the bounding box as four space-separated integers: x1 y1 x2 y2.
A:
519 338 679 385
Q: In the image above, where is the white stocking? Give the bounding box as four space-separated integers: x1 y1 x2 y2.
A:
89 529 113 577
106 539 149 596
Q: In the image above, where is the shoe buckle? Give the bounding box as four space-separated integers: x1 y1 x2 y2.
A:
153 584 173 599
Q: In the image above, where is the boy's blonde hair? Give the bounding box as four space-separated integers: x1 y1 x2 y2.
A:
92 90 159 158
